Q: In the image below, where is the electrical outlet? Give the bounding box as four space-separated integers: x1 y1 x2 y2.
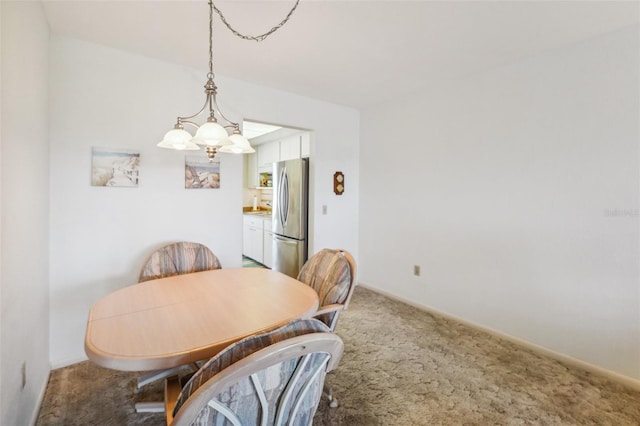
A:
322 205 327 215
21 362 26 390
413 265 420 277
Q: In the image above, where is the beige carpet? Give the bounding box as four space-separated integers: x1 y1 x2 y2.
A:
37 286 640 425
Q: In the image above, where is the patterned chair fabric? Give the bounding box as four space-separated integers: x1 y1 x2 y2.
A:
138 242 221 283
171 318 340 426
297 248 355 329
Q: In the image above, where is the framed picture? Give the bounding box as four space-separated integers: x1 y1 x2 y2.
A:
91 147 140 187
185 156 220 189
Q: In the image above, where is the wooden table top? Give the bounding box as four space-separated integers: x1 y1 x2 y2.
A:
85 268 319 371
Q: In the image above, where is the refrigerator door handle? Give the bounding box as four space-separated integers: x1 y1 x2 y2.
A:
278 167 284 226
278 167 289 227
273 235 298 245
283 168 289 224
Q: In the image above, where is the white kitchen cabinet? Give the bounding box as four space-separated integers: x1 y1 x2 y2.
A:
257 142 279 169
243 216 263 263
280 135 301 161
300 132 310 158
244 152 259 188
263 219 273 268
254 131 310 178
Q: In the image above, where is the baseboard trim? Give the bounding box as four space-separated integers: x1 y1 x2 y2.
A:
30 368 51 426
359 283 640 391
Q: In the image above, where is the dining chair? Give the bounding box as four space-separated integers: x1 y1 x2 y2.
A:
164 318 344 426
297 248 356 407
135 241 222 412
138 241 222 283
297 248 357 331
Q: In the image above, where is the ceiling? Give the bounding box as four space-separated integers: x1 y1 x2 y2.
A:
242 121 282 140
42 0 639 109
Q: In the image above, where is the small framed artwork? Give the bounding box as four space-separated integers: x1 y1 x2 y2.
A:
91 147 140 187
185 156 220 189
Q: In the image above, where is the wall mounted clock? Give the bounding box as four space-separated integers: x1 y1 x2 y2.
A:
333 171 344 195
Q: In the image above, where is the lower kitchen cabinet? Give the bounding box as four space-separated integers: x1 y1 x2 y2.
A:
263 219 273 268
243 216 264 263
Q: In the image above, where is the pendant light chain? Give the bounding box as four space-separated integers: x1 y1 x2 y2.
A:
212 0 300 42
159 0 298 157
208 0 214 77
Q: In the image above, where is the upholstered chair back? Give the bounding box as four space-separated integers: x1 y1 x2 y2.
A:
167 318 343 426
297 249 356 330
138 242 221 283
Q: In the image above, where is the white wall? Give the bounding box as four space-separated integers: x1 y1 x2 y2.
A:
215 79 360 257
360 26 640 379
1 2 51 424
49 36 359 367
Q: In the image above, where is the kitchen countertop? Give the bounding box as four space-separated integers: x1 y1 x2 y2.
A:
243 210 273 219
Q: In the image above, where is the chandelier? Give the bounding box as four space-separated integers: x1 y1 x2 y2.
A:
158 0 299 161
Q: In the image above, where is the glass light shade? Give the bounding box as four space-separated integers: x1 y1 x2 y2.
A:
157 128 200 150
219 133 256 154
191 122 231 147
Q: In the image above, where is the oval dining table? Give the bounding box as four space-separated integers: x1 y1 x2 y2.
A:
85 267 319 372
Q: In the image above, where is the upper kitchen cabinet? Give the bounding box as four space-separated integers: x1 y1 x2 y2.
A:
257 131 310 169
244 152 259 188
258 142 280 170
280 133 310 160
243 120 311 189
300 133 310 158
280 135 301 161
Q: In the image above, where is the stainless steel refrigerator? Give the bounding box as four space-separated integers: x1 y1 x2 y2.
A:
272 158 308 278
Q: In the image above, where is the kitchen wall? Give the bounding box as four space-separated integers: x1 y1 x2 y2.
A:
1 2 51 425
48 36 359 367
359 25 640 379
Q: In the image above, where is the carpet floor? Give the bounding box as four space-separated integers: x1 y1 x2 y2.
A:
37 286 640 425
